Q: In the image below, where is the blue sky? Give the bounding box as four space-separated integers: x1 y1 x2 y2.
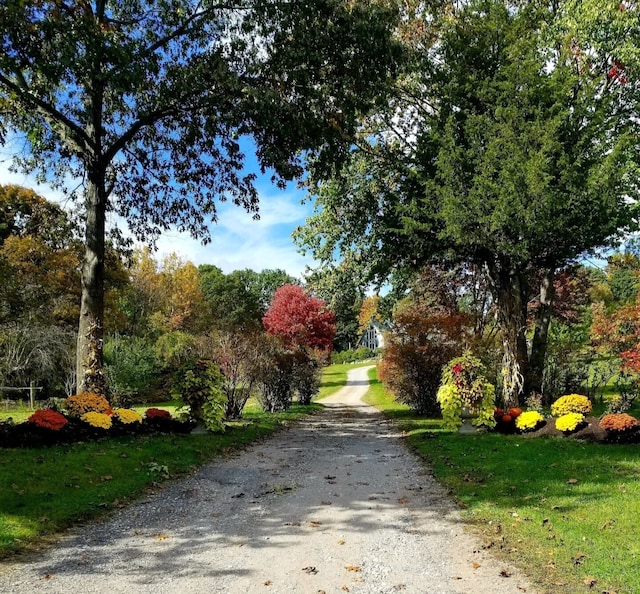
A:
0 148 318 280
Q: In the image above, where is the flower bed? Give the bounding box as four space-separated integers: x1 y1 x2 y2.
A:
0 406 195 448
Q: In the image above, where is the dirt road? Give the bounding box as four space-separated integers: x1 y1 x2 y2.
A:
0 366 534 593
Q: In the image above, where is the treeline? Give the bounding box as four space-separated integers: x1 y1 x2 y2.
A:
0 185 337 415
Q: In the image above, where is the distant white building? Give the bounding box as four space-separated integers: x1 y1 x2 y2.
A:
359 322 386 350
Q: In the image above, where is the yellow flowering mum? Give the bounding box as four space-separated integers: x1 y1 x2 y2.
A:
81 411 112 430
113 408 143 424
555 412 585 433
551 394 592 417
515 411 544 432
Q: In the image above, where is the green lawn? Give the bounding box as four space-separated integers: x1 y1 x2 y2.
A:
364 367 640 594
0 364 348 559
0 403 319 559
315 361 375 400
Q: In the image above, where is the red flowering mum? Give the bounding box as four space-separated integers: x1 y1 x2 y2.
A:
28 409 68 431
145 408 172 420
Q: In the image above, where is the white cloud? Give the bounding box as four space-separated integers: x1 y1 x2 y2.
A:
154 187 315 279
1 159 317 280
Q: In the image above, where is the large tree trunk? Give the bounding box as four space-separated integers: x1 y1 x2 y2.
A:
76 167 107 395
526 267 555 397
486 262 529 408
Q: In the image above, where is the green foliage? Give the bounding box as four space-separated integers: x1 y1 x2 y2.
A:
171 360 225 432
297 0 640 404
211 330 263 420
253 336 297 413
104 335 161 401
291 352 321 406
331 347 379 364
154 331 198 370
0 0 402 391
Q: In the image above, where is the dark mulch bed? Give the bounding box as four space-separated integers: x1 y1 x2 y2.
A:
523 417 607 441
520 417 639 444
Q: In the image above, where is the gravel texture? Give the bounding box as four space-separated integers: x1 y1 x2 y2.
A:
0 366 535 593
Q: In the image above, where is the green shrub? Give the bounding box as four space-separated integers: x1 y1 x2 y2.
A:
292 351 321 405
254 336 296 413
436 352 496 431
331 347 379 365
171 360 225 432
104 336 161 401
154 331 198 369
212 330 262 420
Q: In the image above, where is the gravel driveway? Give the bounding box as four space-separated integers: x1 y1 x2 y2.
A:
0 366 534 593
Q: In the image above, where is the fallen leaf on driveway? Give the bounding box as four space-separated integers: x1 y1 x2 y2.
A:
345 565 361 572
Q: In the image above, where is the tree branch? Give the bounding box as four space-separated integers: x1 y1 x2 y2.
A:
0 71 93 156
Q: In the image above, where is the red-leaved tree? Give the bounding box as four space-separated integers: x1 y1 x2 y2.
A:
263 285 336 353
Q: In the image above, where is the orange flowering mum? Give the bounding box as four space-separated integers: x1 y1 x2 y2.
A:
65 392 111 417
599 413 639 433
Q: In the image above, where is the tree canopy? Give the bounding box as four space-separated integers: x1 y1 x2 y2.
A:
0 0 402 393
296 0 640 404
263 284 336 352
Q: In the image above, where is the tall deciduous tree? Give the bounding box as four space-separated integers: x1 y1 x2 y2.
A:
297 0 640 405
0 0 401 393
263 284 336 353
198 266 296 331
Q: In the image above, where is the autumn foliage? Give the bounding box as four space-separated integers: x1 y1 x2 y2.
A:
262 285 336 352
378 299 467 415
